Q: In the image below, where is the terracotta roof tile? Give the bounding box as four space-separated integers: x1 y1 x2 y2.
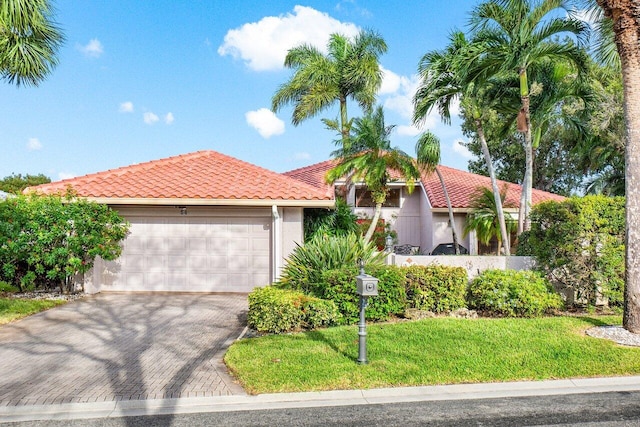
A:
28 150 333 203
284 160 565 209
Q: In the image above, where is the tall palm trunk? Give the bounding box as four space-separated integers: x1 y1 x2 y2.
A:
475 118 511 256
518 68 534 234
597 0 640 333
364 202 383 244
435 167 460 254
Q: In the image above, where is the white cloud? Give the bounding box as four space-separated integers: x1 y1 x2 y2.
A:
381 73 420 121
78 38 104 58
143 112 159 125
58 172 76 180
164 112 175 125
27 138 42 151
452 138 473 159
119 101 134 113
218 5 359 71
245 108 285 138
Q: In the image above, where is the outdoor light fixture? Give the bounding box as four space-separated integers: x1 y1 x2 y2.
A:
385 234 393 253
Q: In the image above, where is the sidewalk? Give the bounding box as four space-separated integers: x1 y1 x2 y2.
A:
2 376 640 423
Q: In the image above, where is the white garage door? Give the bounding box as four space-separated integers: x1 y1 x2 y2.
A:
101 215 271 292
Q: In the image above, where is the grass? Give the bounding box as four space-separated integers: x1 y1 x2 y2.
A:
224 315 640 394
0 297 67 325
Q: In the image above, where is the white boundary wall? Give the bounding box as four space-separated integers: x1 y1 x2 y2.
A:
388 255 535 280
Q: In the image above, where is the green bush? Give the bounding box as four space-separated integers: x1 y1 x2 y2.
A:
0 281 19 293
319 265 406 324
304 198 359 242
276 232 385 294
247 286 339 333
403 265 467 313
519 195 624 307
467 269 563 317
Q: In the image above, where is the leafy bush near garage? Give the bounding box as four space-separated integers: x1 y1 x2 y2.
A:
467 269 563 317
276 232 385 295
247 286 339 333
319 265 406 325
403 265 468 313
0 193 129 293
517 196 624 307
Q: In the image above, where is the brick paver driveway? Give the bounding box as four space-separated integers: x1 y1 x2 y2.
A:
0 293 248 406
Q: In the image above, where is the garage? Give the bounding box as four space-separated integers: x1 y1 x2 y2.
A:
96 209 272 293
29 150 334 293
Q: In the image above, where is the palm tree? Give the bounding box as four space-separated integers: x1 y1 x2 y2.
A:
585 0 640 333
0 0 64 86
464 186 517 255
415 131 461 254
272 29 387 148
413 30 511 255
326 106 419 243
469 0 588 233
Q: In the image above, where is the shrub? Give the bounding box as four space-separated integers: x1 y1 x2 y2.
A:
247 286 339 333
403 265 467 313
467 269 563 317
319 265 406 324
0 281 19 293
519 196 624 307
276 233 385 294
303 198 359 242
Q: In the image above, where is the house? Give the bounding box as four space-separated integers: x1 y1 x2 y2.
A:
0 190 9 200
29 150 333 293
284 160 565 255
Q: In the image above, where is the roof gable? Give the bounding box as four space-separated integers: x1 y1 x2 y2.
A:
28 150 333 206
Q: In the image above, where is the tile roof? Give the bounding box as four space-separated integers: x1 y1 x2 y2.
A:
284 160 565 209
28 150 333 205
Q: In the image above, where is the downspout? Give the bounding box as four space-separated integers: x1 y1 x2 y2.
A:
272 205 281 283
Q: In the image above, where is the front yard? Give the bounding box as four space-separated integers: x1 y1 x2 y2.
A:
0 296 68 325
225 315 640 394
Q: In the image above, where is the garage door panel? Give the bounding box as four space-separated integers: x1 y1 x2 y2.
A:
102 215 271 292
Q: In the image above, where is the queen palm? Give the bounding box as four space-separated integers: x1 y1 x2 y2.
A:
584 0 640 332
272 29 387 148
415 131 461 254
326 106 419 243
469 0 588 233
413 30 511 255
0 0 64 86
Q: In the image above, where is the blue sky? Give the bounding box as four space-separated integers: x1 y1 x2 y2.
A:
1 0 483 181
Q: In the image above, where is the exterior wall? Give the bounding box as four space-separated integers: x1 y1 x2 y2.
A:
429 212 469 255
278 207 304 280
389 254 535 280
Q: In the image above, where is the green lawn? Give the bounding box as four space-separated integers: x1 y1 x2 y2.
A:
225 316 640 394
0 297 67 325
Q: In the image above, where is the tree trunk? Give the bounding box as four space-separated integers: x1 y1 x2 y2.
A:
518 67 534 234
435 167 460 254
364 202 382 244
475 118 511 256
597 0 640 333
340 96 350 149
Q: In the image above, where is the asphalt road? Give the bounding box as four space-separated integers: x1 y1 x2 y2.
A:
4 391 640 427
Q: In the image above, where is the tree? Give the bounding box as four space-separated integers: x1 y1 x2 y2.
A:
587 0 640 332
326 106 419 243
415 131 461 254
272 29 387 148
0 0 64 86
413 30 511 255
464 186 518 255
469 0 588 233
0 173 50 194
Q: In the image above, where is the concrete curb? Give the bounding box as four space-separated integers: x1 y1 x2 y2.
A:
2 376 640 422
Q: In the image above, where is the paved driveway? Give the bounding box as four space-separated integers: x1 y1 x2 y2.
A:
0 293 248 406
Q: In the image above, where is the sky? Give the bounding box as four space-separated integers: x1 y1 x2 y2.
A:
1 0 484 182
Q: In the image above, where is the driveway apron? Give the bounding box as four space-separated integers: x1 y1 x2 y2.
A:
0 293 248 406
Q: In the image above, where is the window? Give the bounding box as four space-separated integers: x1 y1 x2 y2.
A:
355 188 401 208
